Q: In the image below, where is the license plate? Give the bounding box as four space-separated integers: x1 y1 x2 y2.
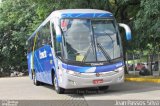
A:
93 79 103 84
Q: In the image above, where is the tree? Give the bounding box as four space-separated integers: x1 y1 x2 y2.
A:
1 0 159 76
0 0 37 75
134 0 160 74
0 0 118 75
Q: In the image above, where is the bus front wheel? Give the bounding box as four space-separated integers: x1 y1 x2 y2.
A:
53 75 65 94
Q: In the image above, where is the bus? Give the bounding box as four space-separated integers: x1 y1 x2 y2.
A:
27 9 131 94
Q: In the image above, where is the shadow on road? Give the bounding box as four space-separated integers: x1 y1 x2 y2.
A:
40 81 160 96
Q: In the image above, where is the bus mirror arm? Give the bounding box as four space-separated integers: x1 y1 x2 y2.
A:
119 23 132 41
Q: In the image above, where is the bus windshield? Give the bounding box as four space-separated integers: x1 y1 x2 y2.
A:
61 19 121 63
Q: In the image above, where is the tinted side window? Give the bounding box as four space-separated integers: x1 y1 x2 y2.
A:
34 32 40 50
27 36 34 53
41 22 51 46
34 22 51 50
52 23 62 58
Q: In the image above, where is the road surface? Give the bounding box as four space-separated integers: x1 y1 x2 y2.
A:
0 77 160 106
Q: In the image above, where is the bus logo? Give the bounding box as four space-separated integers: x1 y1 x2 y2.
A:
39 50 47 59
91 63 104 66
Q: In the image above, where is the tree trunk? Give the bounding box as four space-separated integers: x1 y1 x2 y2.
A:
126 52 129 71
133 54 136 75
158 50 160 76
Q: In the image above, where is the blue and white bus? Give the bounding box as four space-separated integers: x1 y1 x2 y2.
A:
27 9 131 94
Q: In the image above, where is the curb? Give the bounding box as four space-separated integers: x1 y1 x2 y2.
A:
125 77 160 83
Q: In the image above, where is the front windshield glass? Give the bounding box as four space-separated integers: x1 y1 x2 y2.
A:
61 19 121 62
92 20 121 61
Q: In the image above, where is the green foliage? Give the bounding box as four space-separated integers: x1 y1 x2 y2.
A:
0 0 37 74
134 0 160 53
0 0 160 76
0 0 115 75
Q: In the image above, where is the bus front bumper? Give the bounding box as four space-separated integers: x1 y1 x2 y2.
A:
58 68 124 89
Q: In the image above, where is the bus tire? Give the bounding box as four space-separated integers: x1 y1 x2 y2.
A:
99 86 109 91
53 74 64 94
33 71 40 86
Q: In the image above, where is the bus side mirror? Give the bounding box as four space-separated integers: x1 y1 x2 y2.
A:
56 35 62 42
119 23 132 41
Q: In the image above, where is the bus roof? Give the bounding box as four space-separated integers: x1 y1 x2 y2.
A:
27 9 113 41
54 9 112 14
52 9 113 18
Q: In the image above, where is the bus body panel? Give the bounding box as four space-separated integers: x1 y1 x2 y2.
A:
27 53 33 79
60 13 113 18
62 61 124 73
28 45 55 85
56 61 124 89
60 69 124 89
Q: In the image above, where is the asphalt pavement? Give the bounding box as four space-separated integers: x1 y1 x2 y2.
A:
0 77 160 106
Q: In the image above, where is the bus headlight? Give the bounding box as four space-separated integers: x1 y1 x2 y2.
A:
65 70 80 76
115 66 124 73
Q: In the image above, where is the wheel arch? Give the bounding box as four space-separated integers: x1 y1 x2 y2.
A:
31 69 35 79
51 68 56 85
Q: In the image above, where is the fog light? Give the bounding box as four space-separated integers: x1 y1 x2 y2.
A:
68 79 76 86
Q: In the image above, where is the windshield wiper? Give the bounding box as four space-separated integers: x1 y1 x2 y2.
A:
104 32 115 59
97 42 111 62
104 32 114 45
82 44 93 62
